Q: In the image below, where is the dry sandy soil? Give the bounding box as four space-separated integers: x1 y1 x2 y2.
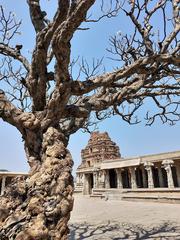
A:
68 194 180 239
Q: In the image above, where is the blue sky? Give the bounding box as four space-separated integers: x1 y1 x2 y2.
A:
0 1 179 174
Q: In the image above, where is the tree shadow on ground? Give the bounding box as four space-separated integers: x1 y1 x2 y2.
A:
69 221 180 240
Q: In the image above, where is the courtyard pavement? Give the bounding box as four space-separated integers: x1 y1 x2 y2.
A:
68 194 180 239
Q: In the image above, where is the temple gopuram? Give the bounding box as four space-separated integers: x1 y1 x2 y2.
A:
79 131 120 168
75 132 180 202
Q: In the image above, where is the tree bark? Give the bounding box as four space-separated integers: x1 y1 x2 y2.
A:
0 127 74 240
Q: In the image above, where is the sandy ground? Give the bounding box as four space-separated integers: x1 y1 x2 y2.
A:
68 194 180 239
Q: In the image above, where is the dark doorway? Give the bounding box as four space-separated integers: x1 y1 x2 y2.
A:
135 168 143 188
89 173 94 194
152 167 160 187
144 170 148 188
109 169 117 188
162 168 168 187
172 167 178 187
122 169 130 188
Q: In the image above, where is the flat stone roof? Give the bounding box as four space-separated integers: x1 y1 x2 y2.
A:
101 151 180 169
101 158 140 169
0 172 28 177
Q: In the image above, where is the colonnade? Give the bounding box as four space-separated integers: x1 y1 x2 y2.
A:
77 159 180 194
103 160 179 189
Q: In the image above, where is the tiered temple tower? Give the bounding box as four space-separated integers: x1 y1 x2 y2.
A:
78 131 121 169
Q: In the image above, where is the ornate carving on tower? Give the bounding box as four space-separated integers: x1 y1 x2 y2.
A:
78 131 121 169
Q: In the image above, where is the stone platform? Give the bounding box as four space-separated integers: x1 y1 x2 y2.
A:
90 188 180 203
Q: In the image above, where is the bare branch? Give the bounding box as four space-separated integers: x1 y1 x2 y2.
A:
0 6 21 44
27 0 46 33
44 0 96 123
0 89 39 131
161 0 180 53
71 53 180 96
86 0 122 23
0 43 30 71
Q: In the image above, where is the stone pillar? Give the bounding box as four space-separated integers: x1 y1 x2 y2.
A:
129 167 137 189
1 176 6 195
93 172 98 188
157 166 164 187
141 167 147 188
144 162 154 188
76 173 80 184
83 174 90 195
115 169 123 189
98 170 105 188
162 159 174 188
105 170 110 188
176 165 180 187
76 173 83 188
96 171 100 188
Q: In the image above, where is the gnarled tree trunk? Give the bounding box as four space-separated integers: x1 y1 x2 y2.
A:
0 127 74 240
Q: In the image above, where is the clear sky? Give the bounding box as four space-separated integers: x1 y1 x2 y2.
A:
0 1 179 175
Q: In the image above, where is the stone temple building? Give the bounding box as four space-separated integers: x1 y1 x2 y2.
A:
75 132 180 202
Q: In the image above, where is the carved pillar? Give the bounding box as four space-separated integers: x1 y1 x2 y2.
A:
157 166 164 187
144 162 154 188
115 169 123 189
162 159 174 188
93 171 98 188
1 176 6 195
96 171 100 188
105 170 110 188
98 170 105 188
83 174 90 195
129 167 137 189
76 173 80 184
76 173 83 187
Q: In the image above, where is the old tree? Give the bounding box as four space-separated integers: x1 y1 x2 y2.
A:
0 0 179 239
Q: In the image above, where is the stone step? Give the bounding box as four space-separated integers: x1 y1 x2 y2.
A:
74 190 82 193
90 194 105 199
122 188 180 193
122 195 180 203
74 186 83 194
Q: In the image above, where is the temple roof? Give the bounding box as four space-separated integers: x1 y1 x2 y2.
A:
79 132 121 169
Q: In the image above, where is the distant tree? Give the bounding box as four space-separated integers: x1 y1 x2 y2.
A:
0 0 179 239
